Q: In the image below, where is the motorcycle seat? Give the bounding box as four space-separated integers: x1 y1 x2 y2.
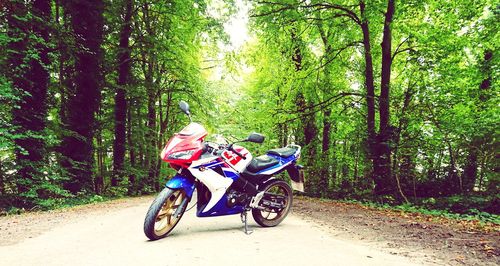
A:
245 155 279 173
267 146 297 158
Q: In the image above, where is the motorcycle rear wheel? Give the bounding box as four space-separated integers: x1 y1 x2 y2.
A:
252 179 293 227
144 188 186 240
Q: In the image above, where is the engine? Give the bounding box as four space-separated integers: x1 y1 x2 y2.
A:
226 190 250 208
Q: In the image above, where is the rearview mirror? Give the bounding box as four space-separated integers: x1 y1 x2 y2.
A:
246 133 264 144
179 101 190 116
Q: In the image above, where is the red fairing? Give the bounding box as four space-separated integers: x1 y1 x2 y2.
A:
160 123 208 168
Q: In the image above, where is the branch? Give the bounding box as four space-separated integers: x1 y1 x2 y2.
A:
317 41 362 70
250 2 295 18
273 92 365 117
301 3 361 25
391 47 415 61
276 93 362 125
252 1 361 26
391 37 416 61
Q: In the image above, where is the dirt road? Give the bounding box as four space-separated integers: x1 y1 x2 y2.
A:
0 197 429 266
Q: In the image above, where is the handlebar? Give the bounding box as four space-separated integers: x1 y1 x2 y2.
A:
203 142 247 160
231 148 247 160
227 144 247 160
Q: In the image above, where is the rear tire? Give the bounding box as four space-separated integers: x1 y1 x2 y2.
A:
252 179 293 227
144 188 187 240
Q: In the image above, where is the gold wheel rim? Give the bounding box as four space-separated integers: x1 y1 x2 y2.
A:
260 184 289 221
154 190 185 236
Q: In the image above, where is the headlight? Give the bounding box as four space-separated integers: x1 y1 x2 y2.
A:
168 150 195 160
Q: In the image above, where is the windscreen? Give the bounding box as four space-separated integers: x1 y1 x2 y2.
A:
178 122 206 136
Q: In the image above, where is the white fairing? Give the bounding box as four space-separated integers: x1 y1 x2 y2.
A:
221 145 253 173
190 156 219 167
188 166 233 213
187 146 253 213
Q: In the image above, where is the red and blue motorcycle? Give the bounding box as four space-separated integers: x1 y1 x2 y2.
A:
143 101 304 240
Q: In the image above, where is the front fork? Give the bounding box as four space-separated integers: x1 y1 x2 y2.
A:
165 173 196 218
165 173 196 197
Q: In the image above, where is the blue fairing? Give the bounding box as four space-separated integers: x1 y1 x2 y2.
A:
165 174 196 198
197 194 245 217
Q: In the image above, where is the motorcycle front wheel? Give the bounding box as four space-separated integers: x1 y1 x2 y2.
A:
144 188 187 240
252 179 293 227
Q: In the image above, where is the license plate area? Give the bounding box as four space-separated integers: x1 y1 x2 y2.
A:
290 168 304 192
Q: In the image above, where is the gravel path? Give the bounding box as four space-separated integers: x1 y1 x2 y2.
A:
1 195 498 265
0 196 430 266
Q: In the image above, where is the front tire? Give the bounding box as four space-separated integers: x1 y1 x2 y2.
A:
144 188 187 240
252 179 293 227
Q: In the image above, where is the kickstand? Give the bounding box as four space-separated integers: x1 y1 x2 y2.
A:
240 209 253 235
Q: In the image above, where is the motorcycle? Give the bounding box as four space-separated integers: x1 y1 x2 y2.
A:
143 101 304 240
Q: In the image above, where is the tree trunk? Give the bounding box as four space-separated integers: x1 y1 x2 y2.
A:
291 28 319 195
379 0 395 132
127 103 136 195
359 1 376 145
321 109 332 153
7 0 50 196
0 159 4 195
95 104 104 194
319 109 332 196
7 1 29 195
393 82 413 202
373 0 395 196
322 109 332 153
156 89 173 190
477 155 487 191
317 18 332 155
466 50 494 193
112 0 133 187
55 0 71 126
291 30 316 150
359 1 379 195
276 86 288 146
61 0 104 193
146 73 157 190
462 148 478 193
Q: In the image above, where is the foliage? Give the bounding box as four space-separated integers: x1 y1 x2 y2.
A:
240 0 498 203
0 0 498 219
0 0 233 210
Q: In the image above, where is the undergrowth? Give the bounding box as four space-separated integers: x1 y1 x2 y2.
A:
338 198 500 225
1 194 110 215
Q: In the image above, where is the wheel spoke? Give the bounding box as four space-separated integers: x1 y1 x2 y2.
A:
153 190 185 235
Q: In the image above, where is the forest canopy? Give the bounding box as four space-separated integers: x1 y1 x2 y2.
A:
0 0 498 214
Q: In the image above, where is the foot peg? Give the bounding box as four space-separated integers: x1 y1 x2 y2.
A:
249 191 265 208
241 210 253 235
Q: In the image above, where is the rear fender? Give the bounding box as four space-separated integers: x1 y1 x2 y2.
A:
286 164 305 192
165 174 196 198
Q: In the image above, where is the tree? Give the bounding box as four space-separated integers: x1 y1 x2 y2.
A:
112 0 133 187
249 0 498 201
4 0 51 204
0 0 497 213
60 0 104 193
